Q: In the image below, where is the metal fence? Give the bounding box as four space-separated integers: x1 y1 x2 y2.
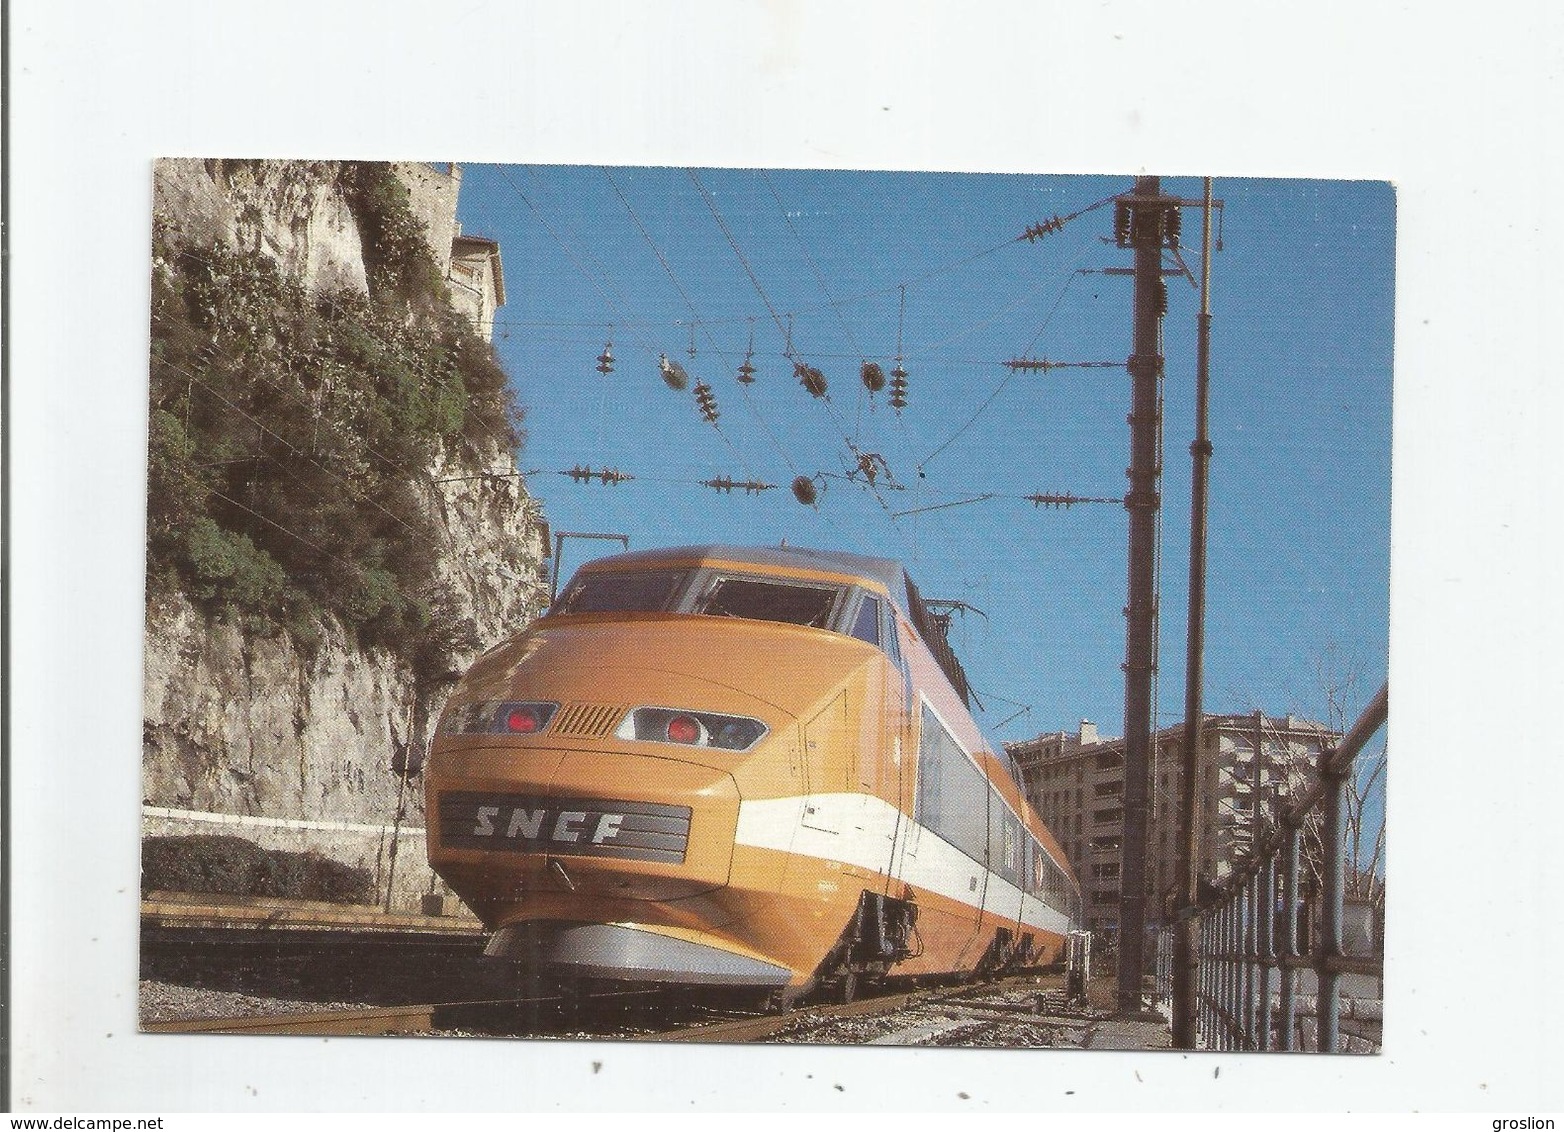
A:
1154 684 1387 1053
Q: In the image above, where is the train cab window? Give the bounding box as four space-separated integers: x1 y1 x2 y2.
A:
553 569 690 614
849 594 881 645
695 575 842 628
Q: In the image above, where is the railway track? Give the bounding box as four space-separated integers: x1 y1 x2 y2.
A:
142 985 675 1037
142 973 1087 1046
657 975 1091 1046
141 900 1091 1047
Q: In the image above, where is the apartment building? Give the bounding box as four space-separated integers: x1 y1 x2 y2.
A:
1007 713 1335 943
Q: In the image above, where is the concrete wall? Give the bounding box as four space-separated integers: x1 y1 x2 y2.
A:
392 161 461 278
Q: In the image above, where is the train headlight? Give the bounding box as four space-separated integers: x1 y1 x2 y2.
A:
615 707 768 752
440 700 559 735
666 714 703 744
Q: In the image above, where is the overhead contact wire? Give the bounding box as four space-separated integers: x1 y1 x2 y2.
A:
600 167 758 481
916 251 1089 475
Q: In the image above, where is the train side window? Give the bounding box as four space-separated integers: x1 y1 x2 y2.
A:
916 703 988 862
849 594 881 645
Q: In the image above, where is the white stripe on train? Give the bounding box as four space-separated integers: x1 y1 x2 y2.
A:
734 793 1073 937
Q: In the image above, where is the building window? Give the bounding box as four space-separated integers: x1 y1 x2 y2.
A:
1093 808 1123 825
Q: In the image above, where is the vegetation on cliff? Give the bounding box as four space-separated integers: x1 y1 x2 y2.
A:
147 161 523 675
141 835 375 904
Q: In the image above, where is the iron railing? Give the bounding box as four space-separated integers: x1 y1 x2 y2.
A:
1155 684 1387 1052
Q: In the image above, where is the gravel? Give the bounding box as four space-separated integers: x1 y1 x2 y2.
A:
140 979 368 1024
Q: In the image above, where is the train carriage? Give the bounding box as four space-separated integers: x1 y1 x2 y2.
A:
425 544 1081 1004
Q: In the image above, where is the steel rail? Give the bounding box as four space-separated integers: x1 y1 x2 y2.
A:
143 1003 440 1037
143 986 668 1038
641 974 1062 1045
141 895 485 937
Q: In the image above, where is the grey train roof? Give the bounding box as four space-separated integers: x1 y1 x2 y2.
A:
588 544 910 612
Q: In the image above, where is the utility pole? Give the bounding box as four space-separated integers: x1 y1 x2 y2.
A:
1173 176 1216 1048
1116 175 1179 1015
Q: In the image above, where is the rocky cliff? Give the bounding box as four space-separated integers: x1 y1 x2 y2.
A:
142 160 547 902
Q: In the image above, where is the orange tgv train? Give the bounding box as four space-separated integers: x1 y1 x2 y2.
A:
425 545 1082 1004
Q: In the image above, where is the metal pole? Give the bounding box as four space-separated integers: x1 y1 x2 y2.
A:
383 766 409 914
550 530 631 603
1259 841 1276 1050
1207 900 1219 1050
1318 757 1349 1052
1252 709 1265 855
1281 823 1301 1051
1244 876 1259 1049
1225 896 1238 1050
1172 174 1215 1048
1232 895 1244 1050
382 694 418 914
1117 175 1170 1015
1201 913 1213 1044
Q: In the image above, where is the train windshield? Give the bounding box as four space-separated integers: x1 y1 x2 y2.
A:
553 569 690 614
694 575 843 629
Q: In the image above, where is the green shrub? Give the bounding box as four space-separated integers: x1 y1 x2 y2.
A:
182 516 287 607
146 160 526 665
141 834 377 904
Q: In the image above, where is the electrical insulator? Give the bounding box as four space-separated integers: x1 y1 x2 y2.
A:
795 362 828 398
694 381 719 424
1026 492 1078 509
659 354 689 391
1165 207 1182 247
702 477 774 495
738 324 758 384
596 342 615 375
1114 201 1133 246
563 465 634 485
1154 279 1169 318
889 364 908 411
861 361 886 393
791 476 818 506
1022 215 1065 241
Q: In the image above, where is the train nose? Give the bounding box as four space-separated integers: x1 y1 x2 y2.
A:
430 746 741 903
547 748 741 897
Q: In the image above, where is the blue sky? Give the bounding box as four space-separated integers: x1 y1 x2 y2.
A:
456 166 1393 747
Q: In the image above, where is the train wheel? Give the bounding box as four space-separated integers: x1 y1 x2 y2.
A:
768 984 807 1015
